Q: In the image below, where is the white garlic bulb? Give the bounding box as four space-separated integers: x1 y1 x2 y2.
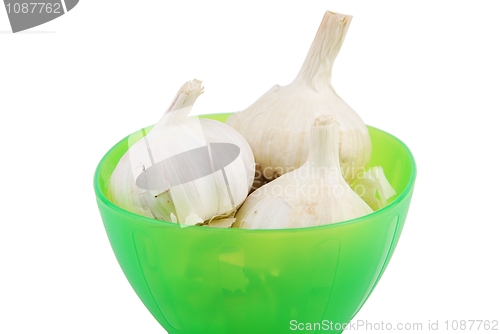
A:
227 11 371 183
233 115 372 229
110 79 255 225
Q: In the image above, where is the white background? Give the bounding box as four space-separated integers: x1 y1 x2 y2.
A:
1 0 499 333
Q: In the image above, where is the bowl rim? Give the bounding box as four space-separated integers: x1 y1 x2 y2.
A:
93 113 416 233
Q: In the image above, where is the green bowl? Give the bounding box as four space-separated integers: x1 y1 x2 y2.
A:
94 113 416 334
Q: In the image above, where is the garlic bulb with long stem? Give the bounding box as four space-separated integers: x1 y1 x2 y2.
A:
227 11 370 183
109 79 255 225
233 115 372 229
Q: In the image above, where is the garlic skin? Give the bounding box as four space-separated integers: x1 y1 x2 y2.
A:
109 79 255 225
226 11 371 183
233 115 372 229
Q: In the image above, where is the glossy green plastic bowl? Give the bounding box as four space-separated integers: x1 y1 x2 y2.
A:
94 113 416 334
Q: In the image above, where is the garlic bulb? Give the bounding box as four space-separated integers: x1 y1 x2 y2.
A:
109 79 255 225
233 115 372 229
352 166 396 210
226 11 371 183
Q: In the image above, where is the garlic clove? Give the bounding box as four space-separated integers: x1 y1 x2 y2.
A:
235 194 293 229
352 166 397 210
